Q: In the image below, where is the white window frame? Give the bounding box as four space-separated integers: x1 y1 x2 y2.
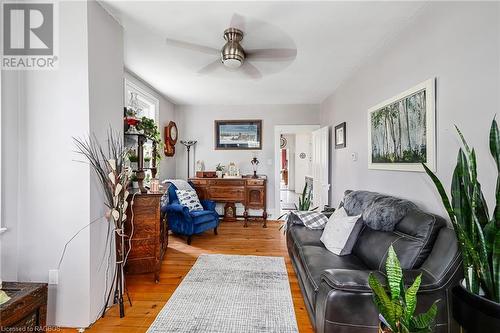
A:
123 78 160 125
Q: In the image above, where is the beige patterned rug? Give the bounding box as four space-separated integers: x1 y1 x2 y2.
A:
147 254 298 333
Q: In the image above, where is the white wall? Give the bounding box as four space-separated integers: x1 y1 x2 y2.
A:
320 2 499 217
175 104 319 216
1 1 125 327
294 133 312 193
16 1 91 326
124 71 176 180
87 0 124 323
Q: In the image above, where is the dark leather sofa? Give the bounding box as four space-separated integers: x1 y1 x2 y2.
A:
287 191 463 333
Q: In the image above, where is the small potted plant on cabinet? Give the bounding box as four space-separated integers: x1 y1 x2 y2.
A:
215 163 224 178
369 245 438 333
422 118 500 332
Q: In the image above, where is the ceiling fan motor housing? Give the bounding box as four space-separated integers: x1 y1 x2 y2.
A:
221 28 245 68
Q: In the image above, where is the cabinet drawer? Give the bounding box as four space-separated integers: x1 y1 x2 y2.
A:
210 179 245 186
247 179 264 186
209 187 245 201
191 179 208 185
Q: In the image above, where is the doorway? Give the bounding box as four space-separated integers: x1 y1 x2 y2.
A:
274 125 320 216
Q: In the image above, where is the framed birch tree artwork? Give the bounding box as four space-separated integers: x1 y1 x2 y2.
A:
368 78 435 172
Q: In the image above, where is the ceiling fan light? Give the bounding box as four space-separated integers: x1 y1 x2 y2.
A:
222 57 242 68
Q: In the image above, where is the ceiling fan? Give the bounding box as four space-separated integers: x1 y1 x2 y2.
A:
165 14 297 79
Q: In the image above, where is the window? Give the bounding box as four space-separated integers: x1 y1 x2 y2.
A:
124 78 159 124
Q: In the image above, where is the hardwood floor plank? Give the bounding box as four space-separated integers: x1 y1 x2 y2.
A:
59 221 314 332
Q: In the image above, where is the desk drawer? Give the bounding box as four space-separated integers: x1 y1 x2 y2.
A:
209 186 245 201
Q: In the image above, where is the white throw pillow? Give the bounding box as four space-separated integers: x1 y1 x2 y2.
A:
320 207 362 256
176 189 204 211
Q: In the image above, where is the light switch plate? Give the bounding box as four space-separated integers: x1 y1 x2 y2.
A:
49 269 59 285
351 152 358 161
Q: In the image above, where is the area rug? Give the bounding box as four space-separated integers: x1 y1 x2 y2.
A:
147 254 299 333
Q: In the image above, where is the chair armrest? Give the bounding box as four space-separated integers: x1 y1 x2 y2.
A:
166 203 191 219
321 268 437 293
200 200 216 211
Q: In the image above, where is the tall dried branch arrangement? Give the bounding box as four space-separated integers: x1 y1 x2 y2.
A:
73 128 132 317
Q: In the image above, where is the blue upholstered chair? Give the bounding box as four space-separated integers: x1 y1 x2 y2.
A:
161 182 219 244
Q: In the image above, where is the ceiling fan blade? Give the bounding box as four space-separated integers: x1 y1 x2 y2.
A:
229 13 245 31
246 48 297 61
240 62 262 79
166 38 219 55
197 59 222 75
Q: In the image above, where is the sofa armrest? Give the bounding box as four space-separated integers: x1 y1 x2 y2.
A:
166 203 191 220
321 268 439 293
200 199 216 212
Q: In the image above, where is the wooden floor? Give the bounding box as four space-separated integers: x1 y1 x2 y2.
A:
61 220 314 333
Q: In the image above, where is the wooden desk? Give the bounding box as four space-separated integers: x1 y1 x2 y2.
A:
124 191 168 282
189 176 267 227
0 282 47 331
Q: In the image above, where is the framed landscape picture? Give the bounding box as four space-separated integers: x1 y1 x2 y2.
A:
368 78 435 172
214 120 262 150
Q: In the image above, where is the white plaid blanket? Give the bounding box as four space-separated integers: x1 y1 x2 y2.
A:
286 211 328 230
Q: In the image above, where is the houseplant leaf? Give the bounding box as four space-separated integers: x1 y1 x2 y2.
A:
404 273 422 322
386 246 403 301
369 273 396 329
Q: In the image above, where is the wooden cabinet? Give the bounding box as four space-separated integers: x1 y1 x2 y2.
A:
189 176 267 227
0 282 47 331
124 192 167 282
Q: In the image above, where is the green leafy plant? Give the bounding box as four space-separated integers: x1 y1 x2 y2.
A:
369 246 438 333
422 118 499 302
216 163 224 172
128 151 138 163
137 116 162 162
144 156 151 163
298 183 312 211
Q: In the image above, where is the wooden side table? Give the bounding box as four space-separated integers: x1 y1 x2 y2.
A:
0 282 47 331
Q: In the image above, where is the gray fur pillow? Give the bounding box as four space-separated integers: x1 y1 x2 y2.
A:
362 196 417 231
343 190 383 216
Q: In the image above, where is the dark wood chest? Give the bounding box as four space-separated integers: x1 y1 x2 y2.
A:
0 282 48 331
124 191 168 282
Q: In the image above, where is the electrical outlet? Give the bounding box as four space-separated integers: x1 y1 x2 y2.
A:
49 269 59 285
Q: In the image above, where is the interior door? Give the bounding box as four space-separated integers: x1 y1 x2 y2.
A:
311 127 330 210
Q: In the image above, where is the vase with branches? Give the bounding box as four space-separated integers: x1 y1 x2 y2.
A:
74 129 132 318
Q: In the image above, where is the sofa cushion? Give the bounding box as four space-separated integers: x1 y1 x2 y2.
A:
362 196 417 231
296 245 367 307
288 224 324 248
352 210 445 270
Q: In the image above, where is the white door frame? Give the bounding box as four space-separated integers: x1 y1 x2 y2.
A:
274 125 320 216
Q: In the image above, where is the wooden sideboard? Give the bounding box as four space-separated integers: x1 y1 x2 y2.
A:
0 282 47 331
189 176 267 227
124 191 167 282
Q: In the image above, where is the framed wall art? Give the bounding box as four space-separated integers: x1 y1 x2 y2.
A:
368 78 436 172
214 120 262 150
335 122 346 149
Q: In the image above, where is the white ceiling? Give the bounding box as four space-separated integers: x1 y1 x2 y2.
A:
101 1 428 105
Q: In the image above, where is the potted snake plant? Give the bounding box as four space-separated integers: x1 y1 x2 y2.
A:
369 246 438 333
422 118 500 331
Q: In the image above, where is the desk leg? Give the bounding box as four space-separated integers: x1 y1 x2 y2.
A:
262 211 268 228
243 209 249 227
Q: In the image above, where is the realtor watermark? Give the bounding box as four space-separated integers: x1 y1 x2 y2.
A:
1 1 58 70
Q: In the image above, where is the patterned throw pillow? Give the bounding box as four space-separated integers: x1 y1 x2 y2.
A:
176 189 204 211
